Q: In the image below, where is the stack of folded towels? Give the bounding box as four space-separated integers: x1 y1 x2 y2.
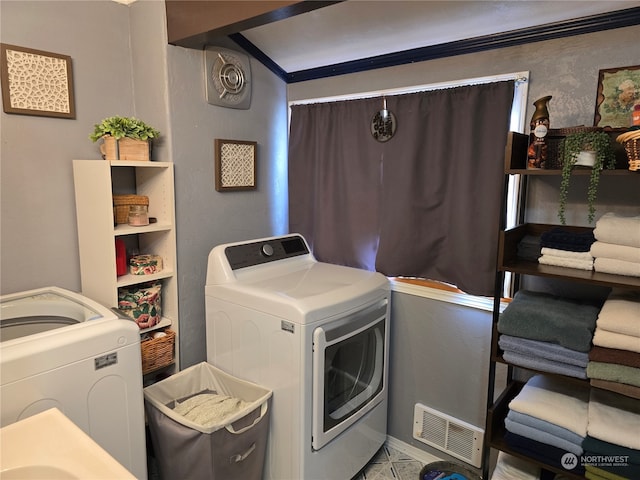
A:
517 235 542 262
490 451 541 480
588 290 640 400
505 374 589 476
538 227 595 271
498 290 601 379
591 212 640 277
584 388 640 480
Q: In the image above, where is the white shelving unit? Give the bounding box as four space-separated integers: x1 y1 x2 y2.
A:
73 159 179 371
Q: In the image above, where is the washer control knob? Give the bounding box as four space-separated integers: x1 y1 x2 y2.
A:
261 244 274 257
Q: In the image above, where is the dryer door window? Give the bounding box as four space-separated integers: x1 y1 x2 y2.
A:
325 321 383 426
312 298 388 451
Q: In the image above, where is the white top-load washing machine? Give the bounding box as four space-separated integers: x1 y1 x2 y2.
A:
0 286 147 479
206 234 390 480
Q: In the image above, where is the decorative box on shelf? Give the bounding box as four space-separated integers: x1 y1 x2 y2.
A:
100 137 151 161
117 282 162 329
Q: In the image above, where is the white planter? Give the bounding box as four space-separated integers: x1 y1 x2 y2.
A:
574 150 596 167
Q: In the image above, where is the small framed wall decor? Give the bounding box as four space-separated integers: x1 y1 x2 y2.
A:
593 64 640 128
0 43 76 119
214 139 257 191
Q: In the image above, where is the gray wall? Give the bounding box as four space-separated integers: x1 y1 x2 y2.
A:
388 292 493 456
1 0 639 461
166 39 289 367
287 25 640 453
0 1 289 370
0 1 134 293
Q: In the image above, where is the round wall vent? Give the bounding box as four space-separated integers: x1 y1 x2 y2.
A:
205 47 252 110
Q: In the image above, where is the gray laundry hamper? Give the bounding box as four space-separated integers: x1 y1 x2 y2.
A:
144 362 272 480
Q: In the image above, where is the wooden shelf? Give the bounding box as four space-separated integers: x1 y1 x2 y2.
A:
485 130 639 480
503 131 637 174
498 223 640 290
505 168 636 176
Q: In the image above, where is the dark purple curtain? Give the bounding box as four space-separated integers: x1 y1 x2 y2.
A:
289 98 383 269
289 81 514 295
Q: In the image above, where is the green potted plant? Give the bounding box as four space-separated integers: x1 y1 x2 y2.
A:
557 130 616 225
90 116 160 161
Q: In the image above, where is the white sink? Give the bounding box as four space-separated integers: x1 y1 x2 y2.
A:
0 408 136 479
0 465 78 479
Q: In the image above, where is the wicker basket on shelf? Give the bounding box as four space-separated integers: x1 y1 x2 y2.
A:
545 126 602 169
616 129 640 172
141 329 175 374
113 194 149 224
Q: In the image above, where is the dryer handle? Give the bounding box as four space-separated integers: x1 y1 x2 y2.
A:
225 400 269 435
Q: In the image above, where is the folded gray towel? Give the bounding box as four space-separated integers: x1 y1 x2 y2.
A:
498 290 601 352
499 334 589 367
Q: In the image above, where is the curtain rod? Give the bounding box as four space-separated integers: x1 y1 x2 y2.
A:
289 71 529 106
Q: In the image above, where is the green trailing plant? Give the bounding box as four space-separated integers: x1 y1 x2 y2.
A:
558 131 616 225
89 116 160 142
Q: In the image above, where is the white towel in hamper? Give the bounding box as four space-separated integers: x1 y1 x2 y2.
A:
174 393 249 429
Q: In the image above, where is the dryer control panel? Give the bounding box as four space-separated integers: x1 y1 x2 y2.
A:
225 234 310 269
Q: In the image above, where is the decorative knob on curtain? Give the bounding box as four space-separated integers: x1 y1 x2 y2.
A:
371 97 397 142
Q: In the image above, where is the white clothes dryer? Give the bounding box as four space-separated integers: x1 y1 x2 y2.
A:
205 234 390 480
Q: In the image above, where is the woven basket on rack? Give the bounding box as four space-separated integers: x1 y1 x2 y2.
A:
113 194 149 224
141 329 175 374
616 130 640 172
545 126 603 169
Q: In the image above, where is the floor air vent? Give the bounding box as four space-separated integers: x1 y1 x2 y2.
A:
413 403 484 468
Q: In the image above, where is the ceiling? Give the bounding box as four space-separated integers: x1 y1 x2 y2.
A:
164 1 640 83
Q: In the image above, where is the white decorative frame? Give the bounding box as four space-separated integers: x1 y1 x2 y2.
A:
214 139 257 191
1 43 75 119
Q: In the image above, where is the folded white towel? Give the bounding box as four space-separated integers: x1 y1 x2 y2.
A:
490 451 541 480
593 212 640 248
593 328 640 353
588 387 640 450
594 257 640 277
508 374 589 437
538 254 593 271
590 241 640 263
540 247 593 260
596 291 640 338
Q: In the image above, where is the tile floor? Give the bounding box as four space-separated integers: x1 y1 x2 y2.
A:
353 444 425 480
148 439 426 480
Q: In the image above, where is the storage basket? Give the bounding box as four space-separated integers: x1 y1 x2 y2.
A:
141 329 175 374
545 126 602 169
616 129 640 172
113 194 149 224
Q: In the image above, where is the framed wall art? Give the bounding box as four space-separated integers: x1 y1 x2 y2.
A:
214 139 257 191
593 65 640 128
1 43 75 119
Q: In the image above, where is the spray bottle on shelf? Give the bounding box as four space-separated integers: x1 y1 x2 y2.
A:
527 95 552 169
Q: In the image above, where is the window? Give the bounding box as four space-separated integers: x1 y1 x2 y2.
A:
289 72 529 301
